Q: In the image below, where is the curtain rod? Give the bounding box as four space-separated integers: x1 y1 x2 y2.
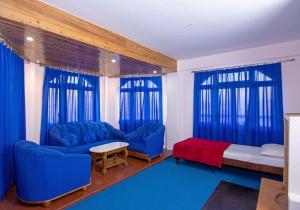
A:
190 57 296 73
111 73 166 78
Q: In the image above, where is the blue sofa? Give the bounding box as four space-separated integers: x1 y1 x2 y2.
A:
124 123 165 161
47 121 125 154
47 121 165 161
14 141 91 206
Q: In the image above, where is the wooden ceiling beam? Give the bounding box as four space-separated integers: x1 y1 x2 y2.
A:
0 0 177 71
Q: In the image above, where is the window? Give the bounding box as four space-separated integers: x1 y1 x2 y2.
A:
40 67 100 145
119 77 162 133
193 63 284 146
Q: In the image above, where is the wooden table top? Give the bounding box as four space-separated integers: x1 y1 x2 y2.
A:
256 178 288 210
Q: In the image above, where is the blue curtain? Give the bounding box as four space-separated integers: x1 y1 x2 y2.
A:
193 63 284 146
120 76 163 133
0 43 26 199
40 67 100 145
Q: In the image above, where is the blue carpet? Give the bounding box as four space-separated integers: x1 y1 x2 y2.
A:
68 158 280 210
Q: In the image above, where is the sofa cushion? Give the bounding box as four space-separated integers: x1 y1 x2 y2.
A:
83 122 92 131
63 133 78 146
51 134 71 146
98 127 108 141
68 140 113 154
91 122 107 141
66 124 81 143
75 122 87 139
83 130 97 144
57 124 69 137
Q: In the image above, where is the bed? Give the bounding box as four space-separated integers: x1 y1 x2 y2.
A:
173 138 284 176
223 144 283 175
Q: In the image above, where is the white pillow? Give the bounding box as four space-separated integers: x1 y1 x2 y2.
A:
261 144 284 158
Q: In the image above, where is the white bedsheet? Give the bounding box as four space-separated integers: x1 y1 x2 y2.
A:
223 144 284 168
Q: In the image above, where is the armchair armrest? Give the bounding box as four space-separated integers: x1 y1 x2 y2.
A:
63 154 92 181
43 153 91 174
43 145 69 154
124 131 143 143
42 154 91 195
143 128 165 158
144 132 164 145
124 132 136 139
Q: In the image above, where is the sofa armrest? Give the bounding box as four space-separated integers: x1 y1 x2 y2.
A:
110 128 126 139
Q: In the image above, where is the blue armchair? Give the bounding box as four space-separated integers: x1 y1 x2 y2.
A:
124 124 165 161
14 141 91 206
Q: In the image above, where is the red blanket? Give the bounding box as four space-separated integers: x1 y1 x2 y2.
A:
173 138 231 168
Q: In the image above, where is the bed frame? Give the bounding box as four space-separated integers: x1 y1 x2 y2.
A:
222 158 283 176
175 157 283 176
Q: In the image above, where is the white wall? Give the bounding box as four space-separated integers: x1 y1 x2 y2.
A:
100 77 106 121
287 115 300 210
165 39 300 150
24 62 45 144
166 73 179 149
103 77 120 129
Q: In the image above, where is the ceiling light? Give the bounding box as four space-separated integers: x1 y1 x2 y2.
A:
36 60 40 64
26 36 34 42
111 59 116 63
153 70 157 74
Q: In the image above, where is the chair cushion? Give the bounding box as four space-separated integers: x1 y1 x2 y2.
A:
63 133 78 146
128 142 147 153
83 130 97 144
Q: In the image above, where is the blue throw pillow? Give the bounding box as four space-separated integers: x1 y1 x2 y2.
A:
83 130 97 144
63 133 78 146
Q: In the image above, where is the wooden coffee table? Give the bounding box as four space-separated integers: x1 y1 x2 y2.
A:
89 142 129 175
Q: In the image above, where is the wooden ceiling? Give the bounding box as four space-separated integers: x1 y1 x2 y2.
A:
0 0 177 77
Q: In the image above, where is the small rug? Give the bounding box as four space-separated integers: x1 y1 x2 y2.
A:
202 181 259 210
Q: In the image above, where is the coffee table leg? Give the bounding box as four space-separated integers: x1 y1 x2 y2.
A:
92 154 96 173
124 149 128 166
102 154 107 175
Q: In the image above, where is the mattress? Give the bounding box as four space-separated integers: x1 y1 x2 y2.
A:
223 144 284 168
